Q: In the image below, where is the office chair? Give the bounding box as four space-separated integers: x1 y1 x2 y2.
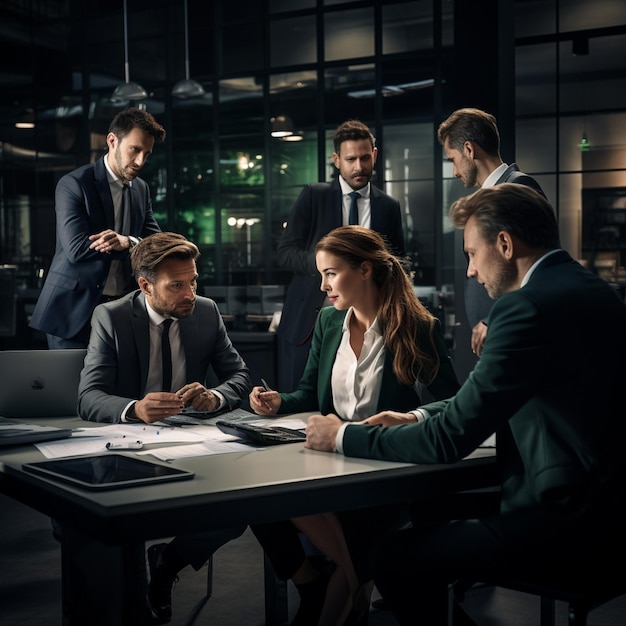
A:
450 557 626 626
182 555 213 626
182 553 289 626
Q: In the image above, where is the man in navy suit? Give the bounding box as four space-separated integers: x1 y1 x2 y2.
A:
30 107 166 349
438 108 545 357
276 119 406 391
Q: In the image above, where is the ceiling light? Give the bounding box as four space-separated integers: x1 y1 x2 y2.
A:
111 0 148 103
15 108 35 129
282 131 303 142
271 115 294 138
172 0 206 98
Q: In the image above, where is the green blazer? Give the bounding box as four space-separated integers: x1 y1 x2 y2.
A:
279 307 459 416
342 250 626 533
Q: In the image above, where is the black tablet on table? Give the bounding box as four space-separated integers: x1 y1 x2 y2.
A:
22 454 194 490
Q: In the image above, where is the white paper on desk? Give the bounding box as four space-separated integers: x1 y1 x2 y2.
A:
140 440 259 461
36 424 207 459
479 434 496 448
241 417 307 430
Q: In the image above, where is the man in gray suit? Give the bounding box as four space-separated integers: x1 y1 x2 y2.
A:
78 232 251 624
437 108 545 357
276 119 406 391
30 107 165 349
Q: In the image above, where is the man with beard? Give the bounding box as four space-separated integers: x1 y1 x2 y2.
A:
437 108 545 357
31 107 166 349
78 232 251 624
305 184 626 625
276 119 405 392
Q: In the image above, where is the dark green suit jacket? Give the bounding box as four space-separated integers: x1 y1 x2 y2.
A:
342 250 626 534
279 307 459 415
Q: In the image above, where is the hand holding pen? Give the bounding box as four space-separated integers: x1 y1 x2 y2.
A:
249 378 282 415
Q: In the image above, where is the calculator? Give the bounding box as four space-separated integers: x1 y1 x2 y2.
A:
215 420 307 445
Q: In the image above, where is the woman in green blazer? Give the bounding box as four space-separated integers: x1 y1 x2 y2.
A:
249 225 459 625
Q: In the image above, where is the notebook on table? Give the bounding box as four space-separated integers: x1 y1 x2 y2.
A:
0 416 73 447
0 349 86 418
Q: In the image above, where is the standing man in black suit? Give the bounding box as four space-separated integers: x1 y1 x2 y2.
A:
276 119 406 391
437 108 545 357
30 107 166 349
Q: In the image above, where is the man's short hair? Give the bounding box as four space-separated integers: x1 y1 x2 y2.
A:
108 107 166 143
449 183 561 250
131 232 199 283
333 119 375 154
437 108 500 157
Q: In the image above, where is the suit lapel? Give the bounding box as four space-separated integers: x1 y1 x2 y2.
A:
94 156 116 229
131 292 152 391
329 179 344 230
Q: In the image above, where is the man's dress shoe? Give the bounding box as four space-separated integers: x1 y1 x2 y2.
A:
147 543 178 624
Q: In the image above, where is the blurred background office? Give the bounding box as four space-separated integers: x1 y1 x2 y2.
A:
0 0 625 382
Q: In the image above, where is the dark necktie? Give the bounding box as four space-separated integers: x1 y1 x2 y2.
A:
348 191 360 225
161 319 173 392
121 183 131 235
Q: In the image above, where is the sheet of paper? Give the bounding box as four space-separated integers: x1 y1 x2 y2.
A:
479 433 496 448
139 439 262 461
36 424 210 459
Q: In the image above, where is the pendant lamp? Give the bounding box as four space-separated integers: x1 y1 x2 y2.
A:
112 0 148 103
172 0 205 98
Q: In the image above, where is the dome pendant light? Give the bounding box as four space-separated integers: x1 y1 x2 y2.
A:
112 0 148 103
172 0 205 99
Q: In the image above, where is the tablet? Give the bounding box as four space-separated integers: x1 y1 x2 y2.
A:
22 454 194 490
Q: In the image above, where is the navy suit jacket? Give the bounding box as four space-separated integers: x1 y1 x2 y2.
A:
276 178 405 346
78 292 251 423
278 307 459 415
343 251 626 537
30 155 161 339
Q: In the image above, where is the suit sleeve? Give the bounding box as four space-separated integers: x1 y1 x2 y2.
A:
206 307 252 408
342 293 542 464
55 173 110 265
275 185 318 276
136 179 161 238
77 305 135 423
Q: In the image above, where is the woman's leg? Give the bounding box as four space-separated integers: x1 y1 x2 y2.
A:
292 513 359 625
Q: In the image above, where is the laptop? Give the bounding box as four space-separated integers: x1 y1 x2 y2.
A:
0 349 86 418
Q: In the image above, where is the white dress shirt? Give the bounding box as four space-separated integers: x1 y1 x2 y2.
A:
338 176 372 228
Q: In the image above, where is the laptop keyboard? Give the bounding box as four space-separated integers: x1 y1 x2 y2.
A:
216 420 307 445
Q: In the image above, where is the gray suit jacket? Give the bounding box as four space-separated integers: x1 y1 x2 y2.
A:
78 291 251 422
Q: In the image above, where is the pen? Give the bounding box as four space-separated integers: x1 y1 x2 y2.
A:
260 378 272 392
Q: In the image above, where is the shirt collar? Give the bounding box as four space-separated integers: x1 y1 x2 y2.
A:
341 306 382 336
104 154 131 188
145 299 174 326
339 176 370 199
521 249 562 287
482 162 508 188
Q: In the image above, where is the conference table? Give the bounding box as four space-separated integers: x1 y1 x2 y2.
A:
0 414 497 625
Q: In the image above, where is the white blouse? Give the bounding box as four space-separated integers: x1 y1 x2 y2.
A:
331 307 386 422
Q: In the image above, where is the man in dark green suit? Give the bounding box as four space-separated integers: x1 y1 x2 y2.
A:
305 184 626 625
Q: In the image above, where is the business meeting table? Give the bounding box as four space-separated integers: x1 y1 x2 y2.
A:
0 413 497 626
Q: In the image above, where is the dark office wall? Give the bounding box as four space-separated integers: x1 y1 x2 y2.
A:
453 0 516 163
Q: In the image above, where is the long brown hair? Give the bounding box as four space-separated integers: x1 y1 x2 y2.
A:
316 225 440 386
